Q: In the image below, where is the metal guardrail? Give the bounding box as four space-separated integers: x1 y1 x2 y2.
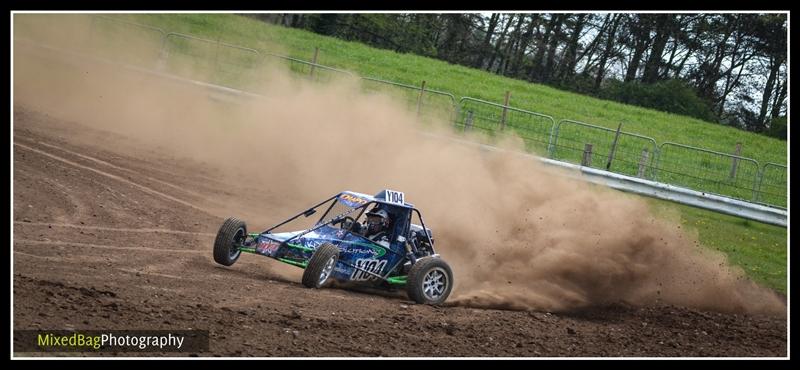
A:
540 158 787 228
420 130 788 228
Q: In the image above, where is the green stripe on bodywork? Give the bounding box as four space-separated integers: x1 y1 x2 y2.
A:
386 276 407 285
238 247 256 254
286 243 315 252
278 258 308 268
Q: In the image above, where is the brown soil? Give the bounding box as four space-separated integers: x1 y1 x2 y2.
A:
12 108 787 357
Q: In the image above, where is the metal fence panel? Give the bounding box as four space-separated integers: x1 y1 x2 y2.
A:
260 51 355 84
456 97 556 156
360 77 458 124
550 120 658 178
87 15 166 68
162 33 261 87
654 142 761 203
756 163 787 208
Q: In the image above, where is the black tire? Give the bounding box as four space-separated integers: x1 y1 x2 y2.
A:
407 257 453 305
213 217 246 266
302 243 340 288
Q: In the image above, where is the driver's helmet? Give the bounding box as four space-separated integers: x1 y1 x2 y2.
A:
366 208 391 235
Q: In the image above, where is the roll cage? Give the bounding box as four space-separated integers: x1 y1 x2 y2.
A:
259 191 436 257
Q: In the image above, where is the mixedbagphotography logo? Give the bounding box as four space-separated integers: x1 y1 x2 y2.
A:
14 330 209 353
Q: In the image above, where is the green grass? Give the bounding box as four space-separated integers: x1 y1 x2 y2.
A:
106 13 788 207
15 13 787 293
116 14 786 160
647 199 787 294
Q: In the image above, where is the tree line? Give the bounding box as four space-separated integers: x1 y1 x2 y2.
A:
249 13 787 139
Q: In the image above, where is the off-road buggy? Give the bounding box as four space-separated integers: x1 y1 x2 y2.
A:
213 189 453 304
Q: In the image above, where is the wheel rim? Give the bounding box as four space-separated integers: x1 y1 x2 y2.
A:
230 228 244 259
422 267 448 301
318 256 336 285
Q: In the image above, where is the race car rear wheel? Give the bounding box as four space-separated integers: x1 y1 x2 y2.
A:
213 217 246 266
407 257 453 305
302 243 339 289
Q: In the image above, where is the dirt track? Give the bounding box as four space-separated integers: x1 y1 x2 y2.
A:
12 106 787 357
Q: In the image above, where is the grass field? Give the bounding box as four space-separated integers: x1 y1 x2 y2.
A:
109 13 788 208
114 14 787 161
14 13 788 293
647 199 787 294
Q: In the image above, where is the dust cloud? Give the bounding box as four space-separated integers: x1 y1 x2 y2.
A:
13 14 786 316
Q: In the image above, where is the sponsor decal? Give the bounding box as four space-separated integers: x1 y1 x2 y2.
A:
302 238 386 258
342 247 372 256
303 239 323 249
350 259 388 281
256 240 280 255
338 193 368 208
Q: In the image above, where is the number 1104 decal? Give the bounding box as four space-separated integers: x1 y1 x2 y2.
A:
350 259 388 281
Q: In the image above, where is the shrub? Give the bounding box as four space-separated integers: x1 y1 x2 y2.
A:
601 79 717 122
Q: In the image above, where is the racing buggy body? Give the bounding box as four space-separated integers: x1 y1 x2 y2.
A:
212 189 453 304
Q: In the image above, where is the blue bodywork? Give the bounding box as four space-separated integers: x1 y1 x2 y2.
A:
243 190 430 285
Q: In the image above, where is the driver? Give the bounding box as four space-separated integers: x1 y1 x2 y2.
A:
363 208 392 242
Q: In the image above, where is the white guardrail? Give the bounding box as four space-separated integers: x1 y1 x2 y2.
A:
546 159 787 227
427 135 788 228
15 39 788 228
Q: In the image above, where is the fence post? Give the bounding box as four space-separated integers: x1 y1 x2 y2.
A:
753 167 764 203
637 148 650 178
156 33 169 71
500 91 510 130
451 99 460 127
730 142 742 180
416 80 426 117
213 33 221 74
310 47 319 80
582 144 593 167
549 120 562 159
606 122 623 171
464 110 474 132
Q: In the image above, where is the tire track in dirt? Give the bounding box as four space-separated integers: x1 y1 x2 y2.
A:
15 135 212 201
14 239 205 254
13 165 85 223
13 221 216 236
14 142 217 218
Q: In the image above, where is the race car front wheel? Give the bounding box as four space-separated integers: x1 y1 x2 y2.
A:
213 217 246 266
407 257 453 305
302 243 339 289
